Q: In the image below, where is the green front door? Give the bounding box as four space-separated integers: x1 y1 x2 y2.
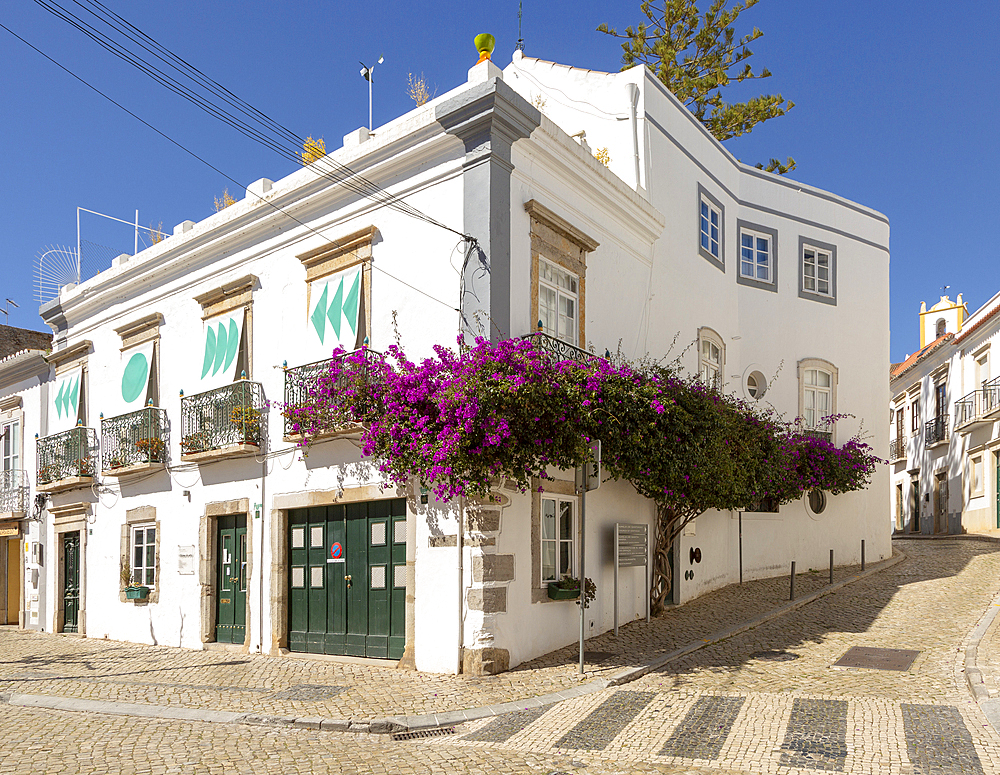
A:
996 452 999 529
215 515 247 644
62 532 80 633
289 499 406 659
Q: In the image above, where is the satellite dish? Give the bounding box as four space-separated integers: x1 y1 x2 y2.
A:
35 245 80 304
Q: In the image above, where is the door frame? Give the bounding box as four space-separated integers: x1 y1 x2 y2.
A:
270 484 413 660
199 499 252 648
49 503 90 636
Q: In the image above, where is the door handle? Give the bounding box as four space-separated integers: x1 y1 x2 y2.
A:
345 574 352 589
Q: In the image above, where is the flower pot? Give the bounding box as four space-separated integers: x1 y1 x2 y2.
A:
125 586 150 600
547 582 580 601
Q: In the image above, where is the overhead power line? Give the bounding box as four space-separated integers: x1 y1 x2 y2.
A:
30 0 467 239
0 22 464 314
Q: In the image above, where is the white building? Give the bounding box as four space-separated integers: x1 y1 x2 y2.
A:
889 292 1000 534
0 325 52 630
24 50 890 674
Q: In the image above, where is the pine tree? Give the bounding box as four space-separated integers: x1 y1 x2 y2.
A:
599 0 796 174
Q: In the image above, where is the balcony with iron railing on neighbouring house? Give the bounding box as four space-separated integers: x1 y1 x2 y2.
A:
889 437 906 463
0 469 29 513
955 377 1000 433
101 406 168 476
520 329 597 364
36 426 99 493
924 415 949 446
180 379 264 461
283 347 383 440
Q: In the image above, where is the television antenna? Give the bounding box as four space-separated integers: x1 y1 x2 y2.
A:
359 55 384 135
516 1 525 51
1 299 18 325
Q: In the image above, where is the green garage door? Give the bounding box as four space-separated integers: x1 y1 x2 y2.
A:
288 499 406 659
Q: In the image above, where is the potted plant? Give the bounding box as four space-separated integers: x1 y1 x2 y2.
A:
229 405 261 444
121 559 149 600
135 436 165 461
547 574 596 604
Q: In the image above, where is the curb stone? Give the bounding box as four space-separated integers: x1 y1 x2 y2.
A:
964 590 1000 704
0 547 907 735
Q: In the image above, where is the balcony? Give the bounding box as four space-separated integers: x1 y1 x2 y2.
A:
889 437 905 463
180 380 264 462
101 407 168 476
924 415 949 447
36 426 98 493
954 377 1000 433
283 348 382 440
520 331 595 363
0 470 29 514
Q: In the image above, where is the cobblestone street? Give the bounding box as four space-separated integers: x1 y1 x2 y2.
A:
2 538 1000 774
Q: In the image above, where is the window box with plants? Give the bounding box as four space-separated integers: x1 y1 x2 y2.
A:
547 575 596 602
121 560 150 601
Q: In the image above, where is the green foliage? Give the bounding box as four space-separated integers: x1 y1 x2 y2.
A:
598 0 795 172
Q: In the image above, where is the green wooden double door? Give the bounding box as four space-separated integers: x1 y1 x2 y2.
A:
288 499 406 659
216 515 247 644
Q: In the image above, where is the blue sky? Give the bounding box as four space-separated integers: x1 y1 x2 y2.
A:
2 1 997 362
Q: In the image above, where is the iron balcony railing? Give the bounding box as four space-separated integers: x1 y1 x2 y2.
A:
283 347 383 437
924 415 949 445
180 379 264 454
889 437 905 462
37 426 99 485
101 406 168 470
520 331 594 363
806 428 833 443
955 377 1000 430
0 469 29 513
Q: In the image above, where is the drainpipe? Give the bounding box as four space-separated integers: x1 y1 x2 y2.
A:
625 82 641 190
258 457 265 654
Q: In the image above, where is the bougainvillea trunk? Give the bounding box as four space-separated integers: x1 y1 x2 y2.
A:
650 503 675 616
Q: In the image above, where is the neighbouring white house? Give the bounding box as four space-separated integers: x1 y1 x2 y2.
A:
23 47 890 675
889 292 1000 535
0 325 53 630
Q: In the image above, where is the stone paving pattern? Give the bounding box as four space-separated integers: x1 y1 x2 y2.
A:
4 538 1000 774
0 557 873 721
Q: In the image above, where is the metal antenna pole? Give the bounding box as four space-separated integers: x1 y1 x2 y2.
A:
517 1 525 51
134 209 139 255
76 207 82 284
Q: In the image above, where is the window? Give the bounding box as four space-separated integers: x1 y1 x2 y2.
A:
935 382 947 419
807 490 827 515
697 185 724 270
538 258 579 346
911 399 921 433
976 351 990 389
746 371 767 400
1 419 19 474
700 198 720 259
970 454 984 497
540 495 575 582
935 318 946 337
736 221 778 291
699 328 725 387
798 358 838 441
895 407 904 441
804 370 832 430
132 524 156 587
798 237 837 305
741 230 770 281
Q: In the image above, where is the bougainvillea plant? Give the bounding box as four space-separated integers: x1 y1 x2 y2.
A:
285 336 881 614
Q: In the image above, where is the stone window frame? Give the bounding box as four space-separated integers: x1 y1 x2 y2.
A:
530 476 578 604
113 313 163 408
193 275 256 380
970 453 985 498
297 226 375 351
525 200 598 347
120 506 160 604
798 357 839 444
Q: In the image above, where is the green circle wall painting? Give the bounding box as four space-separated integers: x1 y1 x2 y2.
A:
121 352 149 403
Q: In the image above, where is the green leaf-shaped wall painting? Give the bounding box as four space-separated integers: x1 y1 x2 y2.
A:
343 271 360 335
121 352 149 404
212 320 228 375
310 282 329 344
327 276 344 340
54 381 66 419
224 317 239 372
202 326 216 379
